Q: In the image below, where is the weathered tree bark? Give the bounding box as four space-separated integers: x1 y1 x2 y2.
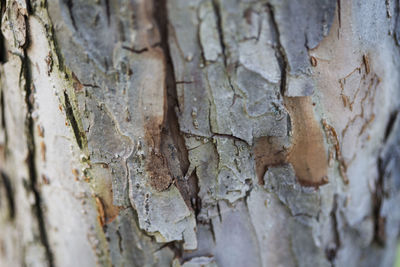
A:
0 0 400 266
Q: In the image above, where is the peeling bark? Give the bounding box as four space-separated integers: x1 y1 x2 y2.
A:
1 0 400 266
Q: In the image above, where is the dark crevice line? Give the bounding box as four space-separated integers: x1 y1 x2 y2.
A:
122 46 149 54
200 0 240 133
212 133 248 145
66 0 77 31
0 0 5 16
104 0 110 25
0 0 7 63
63 91 83 149
395 0 400 46
1 171 15 219
384 111 398 141
373 111 399 245
267 4 288 97
1 89 7 149
22 15 55 267
211 0 227 66
122 42 161 54
155 0 200 213
373 157 386 245
216 202 222 222
116 228 123 253
47 16 65 71
0 31 7 63
209 219 216 243
325 194 340 265
196 12 206 65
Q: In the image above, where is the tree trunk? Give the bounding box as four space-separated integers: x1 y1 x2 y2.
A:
0 0 400 266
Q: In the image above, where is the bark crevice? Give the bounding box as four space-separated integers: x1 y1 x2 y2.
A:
325 194 341 265
211 0 227 66
63 90 83 149
267 3 288 97
0 0 6 63
0 89 7 150
373 157 386 245
0 171 15 220
154 0 200 211
22 19 55 266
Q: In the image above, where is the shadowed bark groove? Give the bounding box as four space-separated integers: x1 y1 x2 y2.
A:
155 0 199 211
0 171 14 219
266 3 288 97
22 19 55 267
63 91 83 149
0 89 7 149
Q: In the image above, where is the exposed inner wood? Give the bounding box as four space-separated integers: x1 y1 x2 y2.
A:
284 96 328 186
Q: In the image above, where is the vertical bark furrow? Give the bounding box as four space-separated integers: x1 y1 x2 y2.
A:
62 91 83 149
0 171 14 219
0 89 7 150
154 0 199 211
266 3 288 97
22 22 55 267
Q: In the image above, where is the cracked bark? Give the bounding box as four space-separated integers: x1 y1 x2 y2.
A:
1 0 400 267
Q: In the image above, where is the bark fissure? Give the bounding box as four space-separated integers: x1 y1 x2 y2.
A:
65 0 77 31
22 24 55 266
63 91 83 149
211 0 227 66
0 171 15 219
104 0 110 25
326 194 341 265
122 43 161 54
267 4 288 97
374 157 386 245
384 111 398 141
0 89 7 149
155 0 199 209
0 0 6 63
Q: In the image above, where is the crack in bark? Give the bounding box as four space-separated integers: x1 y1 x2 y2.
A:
211 0 227 66
373 157 386 245
116 228 123 253
325 194 341 265
0 171 15 219
63 91 83 149
212 132 249 145
384 111 398 141
0 89 7 150
267 4 288 97
104 0 110 25
22 15 55 266
0 0 6 62
122 42 161 54
0 28 7 63
154 0 200 209
65 0 77 31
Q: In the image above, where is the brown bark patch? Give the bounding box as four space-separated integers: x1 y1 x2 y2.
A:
322 119 349 184
143 112 172 191
94 194 121 226
146 149 173 191
95 196 106 227
140 49 174 191
254 136 289 185
285 96 328 186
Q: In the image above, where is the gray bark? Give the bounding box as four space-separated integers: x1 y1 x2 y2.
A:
0 0 399 266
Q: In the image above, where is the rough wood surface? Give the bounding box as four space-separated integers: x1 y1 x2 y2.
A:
0 0 399 266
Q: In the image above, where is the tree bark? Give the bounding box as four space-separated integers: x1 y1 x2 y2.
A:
0 0 400 266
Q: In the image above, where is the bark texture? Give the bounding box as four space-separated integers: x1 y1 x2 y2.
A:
0 0 400 266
